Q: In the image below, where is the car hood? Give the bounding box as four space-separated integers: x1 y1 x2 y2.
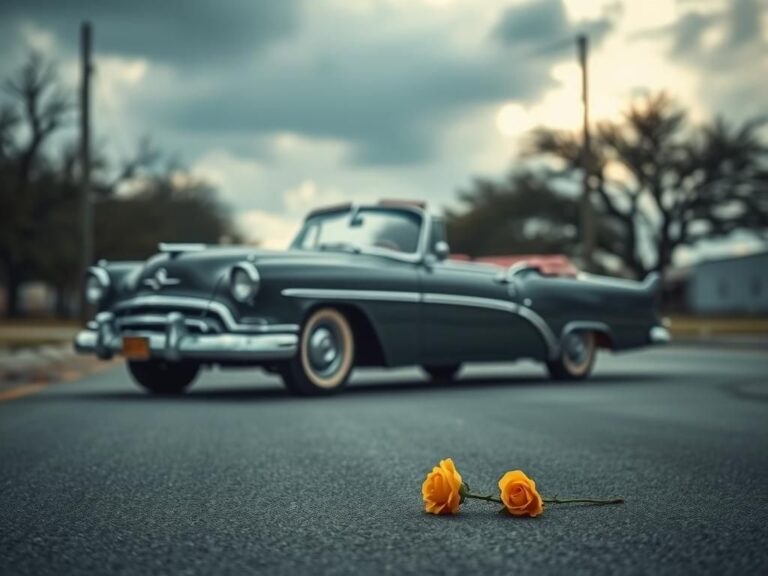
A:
124 246 391 300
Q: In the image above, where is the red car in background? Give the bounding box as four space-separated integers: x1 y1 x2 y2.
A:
450 254 579 278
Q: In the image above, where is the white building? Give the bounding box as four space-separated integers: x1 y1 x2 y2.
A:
688 251 768 314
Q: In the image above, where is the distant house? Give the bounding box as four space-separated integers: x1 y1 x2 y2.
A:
688 251 768 314
0 282 59 317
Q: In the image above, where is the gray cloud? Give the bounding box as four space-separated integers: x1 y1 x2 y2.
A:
0 0 302 66
662 0 767 118
671 12 716 55
151 41 554 166
495 0 568 44
493 0 619 56
0 0 604 168
725 0 763 49
669 0 765 59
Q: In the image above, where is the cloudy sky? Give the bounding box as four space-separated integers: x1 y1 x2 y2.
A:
1 0 766 249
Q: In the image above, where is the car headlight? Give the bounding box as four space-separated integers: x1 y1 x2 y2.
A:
85 267 110 304
229 263 260 302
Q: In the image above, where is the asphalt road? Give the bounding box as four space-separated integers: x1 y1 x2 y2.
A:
1 345 767 575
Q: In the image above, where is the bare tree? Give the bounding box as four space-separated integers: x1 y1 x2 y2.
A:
0 55 237 318
4 52 70 190
530 93 768 278
0 53 71 317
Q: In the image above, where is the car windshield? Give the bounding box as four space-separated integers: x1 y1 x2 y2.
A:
291 208 423 255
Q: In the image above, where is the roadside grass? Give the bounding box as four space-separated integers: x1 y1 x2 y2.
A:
668 315 768 337
0 320 80 350
0 338 69 351
0 318 80 328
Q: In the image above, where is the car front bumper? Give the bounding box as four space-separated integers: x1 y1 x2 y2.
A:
74 312 298 362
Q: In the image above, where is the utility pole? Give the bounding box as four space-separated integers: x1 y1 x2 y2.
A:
577 34 595 272
79 21 93 321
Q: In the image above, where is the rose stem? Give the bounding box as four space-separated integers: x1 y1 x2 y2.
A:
463 492 503 504
542 497 624 505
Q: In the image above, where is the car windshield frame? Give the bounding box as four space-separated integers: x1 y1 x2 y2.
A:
290 206 428 263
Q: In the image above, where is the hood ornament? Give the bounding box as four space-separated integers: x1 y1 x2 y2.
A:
143 267 180 291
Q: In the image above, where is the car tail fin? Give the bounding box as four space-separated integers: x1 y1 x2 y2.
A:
642 272 660 293
642 272 664 315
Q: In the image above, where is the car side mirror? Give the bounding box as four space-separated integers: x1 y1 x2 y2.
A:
433 241 450 261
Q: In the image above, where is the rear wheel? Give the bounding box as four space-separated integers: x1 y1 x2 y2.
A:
279 307 355 396
127 360 200 395
546 331 596 381
422 364 462 382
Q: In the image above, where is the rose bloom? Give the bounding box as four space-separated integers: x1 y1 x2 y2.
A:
498 470 544 517
422 458 464 515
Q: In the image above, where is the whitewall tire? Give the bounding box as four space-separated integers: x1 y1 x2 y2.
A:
546 331 596 381
279 308 355 396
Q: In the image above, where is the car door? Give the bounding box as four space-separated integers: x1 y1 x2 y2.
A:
419 260 546 364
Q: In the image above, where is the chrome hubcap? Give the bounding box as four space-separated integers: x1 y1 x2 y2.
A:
564 332 589 365
307 324 342 377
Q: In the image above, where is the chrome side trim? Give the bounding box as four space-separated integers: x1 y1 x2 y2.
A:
283 288 558 359
423 293 519 314
113 295 299 334
282 288 421 303
422 293 559 359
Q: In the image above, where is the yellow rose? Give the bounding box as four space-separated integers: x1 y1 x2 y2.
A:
498 470 544 517
422 458 464 515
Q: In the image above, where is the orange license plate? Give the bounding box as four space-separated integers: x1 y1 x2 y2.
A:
122 336 151 360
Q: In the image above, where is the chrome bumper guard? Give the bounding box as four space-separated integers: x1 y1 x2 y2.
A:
75 312 298 362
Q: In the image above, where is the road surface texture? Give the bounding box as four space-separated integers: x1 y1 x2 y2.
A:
1 345 767 575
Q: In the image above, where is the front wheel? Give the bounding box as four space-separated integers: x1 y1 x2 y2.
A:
127 360 200 395
546 331 596 381
279 307 355 396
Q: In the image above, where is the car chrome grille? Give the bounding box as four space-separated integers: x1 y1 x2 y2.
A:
108 295 298 335
113 305 225 335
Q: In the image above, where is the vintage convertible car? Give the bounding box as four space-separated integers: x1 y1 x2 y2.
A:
75 200 670 395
